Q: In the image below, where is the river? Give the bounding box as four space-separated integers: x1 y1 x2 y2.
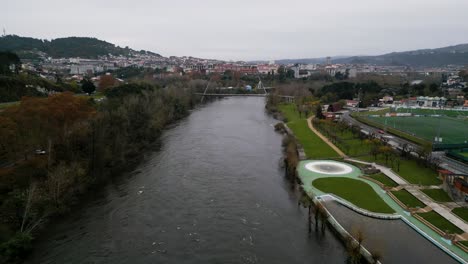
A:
29 97 347 264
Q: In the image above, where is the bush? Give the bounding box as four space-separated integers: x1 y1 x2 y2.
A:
0 232 33 263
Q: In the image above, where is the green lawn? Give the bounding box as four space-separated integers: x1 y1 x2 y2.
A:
417 211 463 234
353 114 428 146
279 104 339 159
459 241 468 247
366 116 468 145
359 155 441 186
368 173 398 187
313 177 395 214
0 101 19 110
391 189 425 208
421 189 452 203
315 122 371 157
452 207 468 222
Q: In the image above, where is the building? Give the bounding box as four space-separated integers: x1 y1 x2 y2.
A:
415 96 447 108
345 100 359 108
257 64 279 74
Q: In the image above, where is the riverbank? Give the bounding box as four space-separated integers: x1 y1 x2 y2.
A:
275 102 467 263
26 97 348 264
0 84 200 263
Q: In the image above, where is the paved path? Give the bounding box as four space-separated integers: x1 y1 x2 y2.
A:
345 158 409 185
306 117 347 158
405 185 468 233
307 117 468 232
348 158 468 233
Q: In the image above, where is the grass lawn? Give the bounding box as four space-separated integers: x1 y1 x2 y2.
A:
360 155 441 186
367 116 468 144
452 207 468 222
313 177 395 214
0 101 19 110
459 241 468 247
421 189 453 203
368 172 398 187
315 122 371 157
279 104 339 159
417 211 463 234
391 190 425 208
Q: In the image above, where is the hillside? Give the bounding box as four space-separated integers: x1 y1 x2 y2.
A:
267 44 468 67
0 35 160 59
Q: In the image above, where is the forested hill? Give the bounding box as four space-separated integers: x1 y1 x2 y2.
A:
334 44 468 67
0 35 160 58
267 44 468 67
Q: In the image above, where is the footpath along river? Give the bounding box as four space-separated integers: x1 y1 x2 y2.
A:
28 97 347 264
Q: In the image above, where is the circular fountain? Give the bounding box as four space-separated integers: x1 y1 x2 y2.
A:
304 160 354 175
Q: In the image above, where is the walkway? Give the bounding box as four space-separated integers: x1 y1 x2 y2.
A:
405 186 468 233
297 160 468 263
343 159 468 233
306 117 347 158
346 158 409 185
300 117 468 262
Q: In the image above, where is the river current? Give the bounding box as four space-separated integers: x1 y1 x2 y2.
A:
29 97 347 264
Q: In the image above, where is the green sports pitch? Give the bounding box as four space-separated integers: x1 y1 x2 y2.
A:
394 108 468 118
366 115 468 144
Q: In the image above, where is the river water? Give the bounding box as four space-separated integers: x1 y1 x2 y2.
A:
29 97 347 264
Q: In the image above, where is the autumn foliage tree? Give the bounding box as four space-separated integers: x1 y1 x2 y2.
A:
98 74 118 91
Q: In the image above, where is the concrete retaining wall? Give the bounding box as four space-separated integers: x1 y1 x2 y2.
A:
315 197 382 264
283 123 307 160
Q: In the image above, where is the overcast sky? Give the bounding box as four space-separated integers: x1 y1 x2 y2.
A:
3 0 468 60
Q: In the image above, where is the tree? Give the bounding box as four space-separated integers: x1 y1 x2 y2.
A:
315 104 325 119
317 203 328 232
0 51 21 75
98 74 117 91
378 145 393 165
417 143 433 167
299 193 314 233
81 78 96 94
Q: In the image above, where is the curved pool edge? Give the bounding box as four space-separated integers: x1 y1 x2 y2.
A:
298 159 468 264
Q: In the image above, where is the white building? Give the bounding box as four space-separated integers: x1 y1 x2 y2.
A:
416 96 447 108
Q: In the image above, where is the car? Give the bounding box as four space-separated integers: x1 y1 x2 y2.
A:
35 149 46 155
377 130 385 134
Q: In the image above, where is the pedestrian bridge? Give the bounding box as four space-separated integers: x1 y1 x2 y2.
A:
194 93 295 102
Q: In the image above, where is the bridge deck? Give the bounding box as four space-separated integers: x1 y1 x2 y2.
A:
194 93 294 98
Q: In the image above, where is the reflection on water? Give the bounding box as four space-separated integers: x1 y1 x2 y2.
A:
324 200 458 264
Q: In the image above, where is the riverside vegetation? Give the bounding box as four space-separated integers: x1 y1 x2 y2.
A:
0 82 198 263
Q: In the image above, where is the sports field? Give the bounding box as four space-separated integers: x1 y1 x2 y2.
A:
394 108 468 118
366 115 468 144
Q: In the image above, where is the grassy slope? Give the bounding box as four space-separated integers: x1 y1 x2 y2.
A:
279 104 339 159
359 155 441 186
368 172 398 187
391 189 425 208
421 189 453 203
313 177 395 214
315 122 371 157
417 211 463 234
452 207 468 222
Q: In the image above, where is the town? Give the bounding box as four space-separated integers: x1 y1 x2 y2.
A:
2 1 468 263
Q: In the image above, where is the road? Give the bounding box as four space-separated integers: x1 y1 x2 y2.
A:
342 111 420 151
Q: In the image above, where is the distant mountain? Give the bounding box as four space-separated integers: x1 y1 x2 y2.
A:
266 44 468 67
250 56 351 65
0 35 161 59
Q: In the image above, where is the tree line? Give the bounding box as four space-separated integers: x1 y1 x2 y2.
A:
0 82 197 263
